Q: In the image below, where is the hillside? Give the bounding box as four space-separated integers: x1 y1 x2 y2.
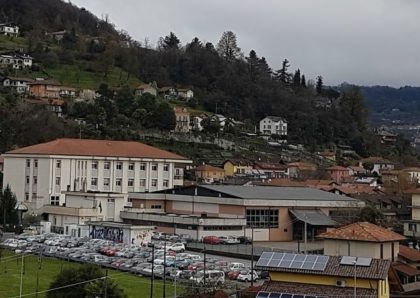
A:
0 0 417 165
360 85 420 125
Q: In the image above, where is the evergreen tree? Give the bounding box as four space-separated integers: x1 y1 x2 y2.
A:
301 75 306 87
316 75 323 95
0 185 18 227
292 69 301 89
275 59 291 85
160 32 180 50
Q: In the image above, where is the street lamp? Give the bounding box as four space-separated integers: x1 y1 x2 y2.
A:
353 260 357 298
150 243 155 298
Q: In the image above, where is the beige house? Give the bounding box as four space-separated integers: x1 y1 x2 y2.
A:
135 82 157 97
319 221 405 261
173 107 191 133
403 189 420 238
177 88 194 100
194 164 225 183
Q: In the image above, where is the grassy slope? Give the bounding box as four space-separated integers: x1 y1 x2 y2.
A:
0 251 179 298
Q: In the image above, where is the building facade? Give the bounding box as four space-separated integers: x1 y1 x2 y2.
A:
122 185 363 241
2 138 192 212
173 107 191 133
259 116 288 136
0 23 19 36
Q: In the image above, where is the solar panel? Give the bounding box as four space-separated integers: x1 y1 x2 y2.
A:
256 253 329 271
256 293 327 298
340 256 357 265
356 257 372 267
260 251 274 259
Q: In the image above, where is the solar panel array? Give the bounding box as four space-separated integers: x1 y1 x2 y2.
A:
256 252 329 271
340 256 372 267
256 292 326 298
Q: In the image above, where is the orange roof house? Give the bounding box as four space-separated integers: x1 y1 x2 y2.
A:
319 222 405 261
194 164 225 183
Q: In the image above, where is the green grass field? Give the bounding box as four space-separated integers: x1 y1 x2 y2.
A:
0 250 181 298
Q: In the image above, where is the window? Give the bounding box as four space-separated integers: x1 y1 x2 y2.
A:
26 159 30 168
116 178 122 186
92 162 98 170
246 209 279 228
128 163 135 171
50 196 60 206
25 176 30 184
104 162 110 170
103 178 110 187
116 162 123 170
151 179 158 187
163 164 169 171
128 179 134 187
25 193 29 201
151 205 162 209
163 180 169 187
55 177 61 185
91 178 98 186
33 176 38 184
34 159 38 168
140 163 146 171
139 179 146 187
32 193 36 199
152 164 158 171
56 160 61 168
409 223 417 232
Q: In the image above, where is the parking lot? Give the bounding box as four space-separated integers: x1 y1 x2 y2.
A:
0 233 267 290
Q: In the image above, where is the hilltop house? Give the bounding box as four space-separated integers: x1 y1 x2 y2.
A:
28 80 61 99
177 88 194 100
26 98 65 117
173 107 191 133
194 164 225 183
45 30 67 41
287 162 318 178
158 86 177 100
359 156 395 176
326 166 350 183
0 23 19 37
253 162 288 179
192 115 205 131
1 76 32 94
135 82 157 97
259 116 287 137
223 159 253 176
0 53 33 69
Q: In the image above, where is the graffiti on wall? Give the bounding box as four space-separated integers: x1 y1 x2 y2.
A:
90 226 124 243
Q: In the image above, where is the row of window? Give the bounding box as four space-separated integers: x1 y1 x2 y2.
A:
203 226 243 231
26 176 37 184
55 177 170 188
246 209 279 228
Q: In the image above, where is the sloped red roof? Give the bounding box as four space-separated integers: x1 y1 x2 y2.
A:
6 138 189 160
318 222 405 242
399 245 420 262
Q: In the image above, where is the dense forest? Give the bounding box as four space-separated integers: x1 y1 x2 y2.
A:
0 0 417 163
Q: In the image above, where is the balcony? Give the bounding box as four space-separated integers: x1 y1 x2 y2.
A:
403 281 420 292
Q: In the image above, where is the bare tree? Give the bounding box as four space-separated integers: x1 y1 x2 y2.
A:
216 31 241 61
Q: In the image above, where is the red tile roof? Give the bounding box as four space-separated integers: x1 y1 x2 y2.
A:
399 245 420 262
318 222 405 242
392 262 420 277
327 165 348 171
6 138 189 160
258 178 305 187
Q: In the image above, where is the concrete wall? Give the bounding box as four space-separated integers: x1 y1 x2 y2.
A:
323 239 399 260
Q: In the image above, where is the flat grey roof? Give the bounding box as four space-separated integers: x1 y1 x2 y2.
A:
200 185 356 201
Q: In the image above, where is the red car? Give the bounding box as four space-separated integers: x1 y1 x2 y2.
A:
202 236 222 245
228 271 241 280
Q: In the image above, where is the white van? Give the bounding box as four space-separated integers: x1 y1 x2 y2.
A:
191 270 225 285
228 262 245 271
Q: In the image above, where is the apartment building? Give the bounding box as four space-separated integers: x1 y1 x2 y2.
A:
2 138 192 213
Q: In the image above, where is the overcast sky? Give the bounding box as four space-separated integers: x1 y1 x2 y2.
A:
71 0 420 87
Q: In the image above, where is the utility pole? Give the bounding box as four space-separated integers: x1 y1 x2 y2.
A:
35 250 41 298
353 260 357 298
203 247 206 288
104 269 108 298
304 215 308 254
251 227 254 287
150 244 155 298
19 254 24 298
163 237 167 298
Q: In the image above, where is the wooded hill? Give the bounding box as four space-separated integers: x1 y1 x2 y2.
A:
0 0 417 164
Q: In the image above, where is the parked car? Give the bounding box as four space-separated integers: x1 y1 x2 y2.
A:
219 236 240 245
202 236 222 245
237 270 258 282
180 234 193 243
191 270 225 285
227 270 241 280
237 236 252 244
228 262 246 271
167 243 185 252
